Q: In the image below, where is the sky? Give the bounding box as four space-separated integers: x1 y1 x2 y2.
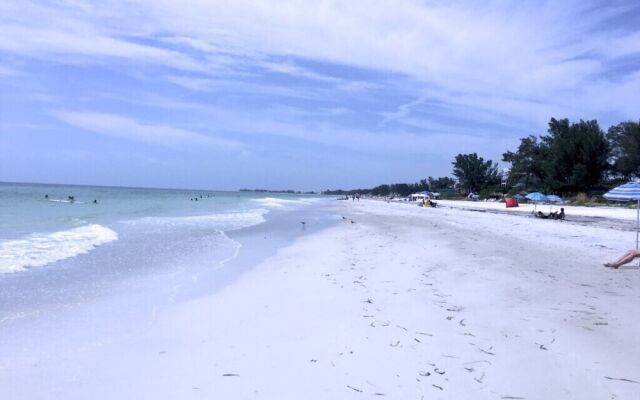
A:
1 0 639 191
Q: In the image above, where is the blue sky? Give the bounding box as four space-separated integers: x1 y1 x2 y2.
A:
1 0 639 191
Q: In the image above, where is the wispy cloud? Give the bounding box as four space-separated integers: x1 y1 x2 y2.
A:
380 96 427 126
258 60 341 83
51 111 242 149
2 0 640 187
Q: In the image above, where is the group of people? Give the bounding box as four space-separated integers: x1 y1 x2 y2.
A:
529 204 640 269
420 198 437 208
534 207 565 220
190 194 213 201
44 194 97 204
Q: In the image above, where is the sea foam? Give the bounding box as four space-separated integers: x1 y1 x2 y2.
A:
0 224 118 274
125 209 268 232
251 197 315 208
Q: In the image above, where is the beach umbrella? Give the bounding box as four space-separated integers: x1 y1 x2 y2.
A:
525 192 548 202
547 195 563 203
525 192 548 213
604 181 640 250
546 194 563 213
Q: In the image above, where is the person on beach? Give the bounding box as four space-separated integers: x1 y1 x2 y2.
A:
604 249 640 269
536 211 549 219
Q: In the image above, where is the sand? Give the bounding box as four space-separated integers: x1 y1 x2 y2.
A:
434 198 638 221
4 199 640 399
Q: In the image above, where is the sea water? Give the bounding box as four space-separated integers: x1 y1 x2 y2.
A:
0 182 327 321
0 182 341 397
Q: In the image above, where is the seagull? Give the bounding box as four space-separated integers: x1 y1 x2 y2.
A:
350 220 356 224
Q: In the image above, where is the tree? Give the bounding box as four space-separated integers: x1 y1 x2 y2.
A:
502 135 546 191
418 179 429 191
451 153 500 194
427 176 456 191
371 184 390 196
607 121 640 179
390 183 412 196
541 118 609 193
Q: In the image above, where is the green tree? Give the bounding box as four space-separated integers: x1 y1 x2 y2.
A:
502 135 546 191
541 118 609 193
607 121 640 179
427 176 456 191
371 184 390 196
451 153 500 194
390 183 412 196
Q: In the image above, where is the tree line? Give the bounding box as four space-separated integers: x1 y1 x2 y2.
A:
501 118 638 195
323 118 639 197
323 177 455 197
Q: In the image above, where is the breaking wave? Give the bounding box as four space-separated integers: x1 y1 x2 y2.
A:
0 224 118 274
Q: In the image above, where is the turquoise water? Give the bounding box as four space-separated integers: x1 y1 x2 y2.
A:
0 182 338 395
1 183 268 240
0 181 331 325
0 182 319 274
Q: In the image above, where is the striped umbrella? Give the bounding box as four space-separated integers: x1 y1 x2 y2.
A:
604 181 640 250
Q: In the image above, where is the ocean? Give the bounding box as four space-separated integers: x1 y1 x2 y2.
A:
0 182 332 322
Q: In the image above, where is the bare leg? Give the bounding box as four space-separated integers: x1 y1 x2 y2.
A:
604 250 640 269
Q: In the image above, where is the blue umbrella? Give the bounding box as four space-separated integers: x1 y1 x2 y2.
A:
604 181 640 250
525 192 548 214
542 194 564 214
526 192 548 202
513 194 526 200
547 195 563 203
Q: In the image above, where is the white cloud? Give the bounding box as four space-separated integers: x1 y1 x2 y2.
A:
51 111 242 149
164 75 216 91
257 60 344 84
4 1 637 100
3 0 640 156
380 96 427 126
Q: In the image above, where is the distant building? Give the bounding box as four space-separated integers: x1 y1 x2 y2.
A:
501 167 510 188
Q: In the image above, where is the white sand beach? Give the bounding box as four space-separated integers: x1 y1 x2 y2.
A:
426 198 639 221
4 199 640 399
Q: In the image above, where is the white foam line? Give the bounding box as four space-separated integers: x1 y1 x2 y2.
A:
0 224 118 273
216 231 243 270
